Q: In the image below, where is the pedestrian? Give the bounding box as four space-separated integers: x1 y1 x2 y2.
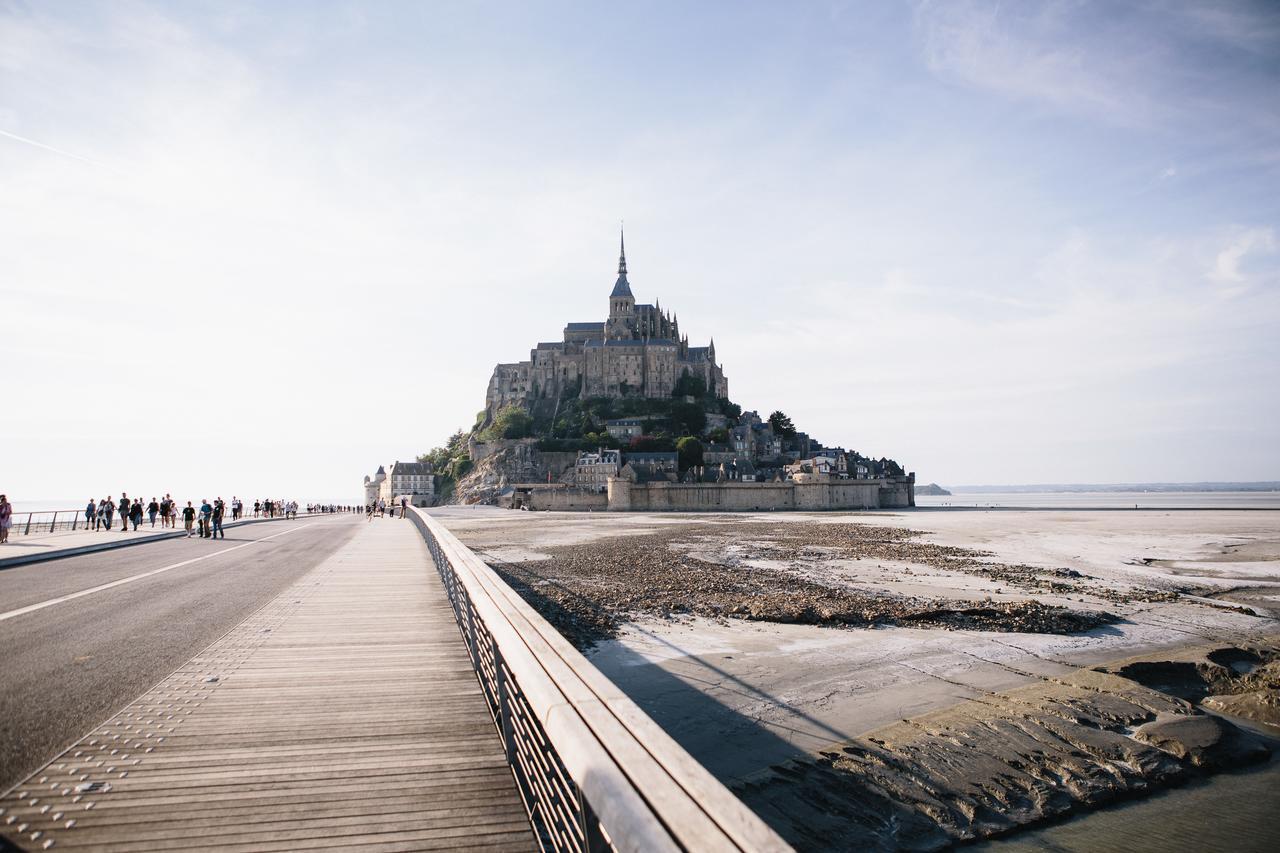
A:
0 494 12 545
130 498 143 531
119 492 130 533
167 494 178 528
400 497 408 519
212 498 226 540
253 500 261 518
85 498 97 530
147 497 159 527
182 501 196 537
199 499 213 538
100 496 114 530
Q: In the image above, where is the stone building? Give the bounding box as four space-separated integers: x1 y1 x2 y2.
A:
363 466 386 505
363 462 436 507
573 449 621 492
485 231 729 418
388 461 435 506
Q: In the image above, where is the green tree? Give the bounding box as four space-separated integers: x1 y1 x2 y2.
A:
676 436 704 472
717 398 742 420
670 401 707 436
479 405 534 441
629 434 676 453
768 410 797 438
672 370 708 399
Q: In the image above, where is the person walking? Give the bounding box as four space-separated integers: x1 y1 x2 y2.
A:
119 492 130 533
100 496 114 530
167 494 178 528
400 496 408 519
85 498 97 530
130 498 143 531
212 498 226 540
0 495 12 545
199 499 213 538
253 500 261 518
182 501 196 537
147 497 159 528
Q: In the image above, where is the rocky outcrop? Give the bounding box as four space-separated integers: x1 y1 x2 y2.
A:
915 482 951 496
452 439 577 505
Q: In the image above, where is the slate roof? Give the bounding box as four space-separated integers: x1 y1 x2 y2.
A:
610 274 633 299
625 452 678 466
390 461 433 476
566 322 605 331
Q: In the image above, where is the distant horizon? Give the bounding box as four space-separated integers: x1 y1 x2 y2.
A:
11 479 1280 511
927 481 1280 493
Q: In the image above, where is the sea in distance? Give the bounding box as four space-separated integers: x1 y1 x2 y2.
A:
915 490 1280 510
12 489 1280 514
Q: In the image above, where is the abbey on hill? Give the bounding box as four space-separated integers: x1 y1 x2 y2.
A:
485 231 729 418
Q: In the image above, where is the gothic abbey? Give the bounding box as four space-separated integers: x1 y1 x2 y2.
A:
484 232 729 417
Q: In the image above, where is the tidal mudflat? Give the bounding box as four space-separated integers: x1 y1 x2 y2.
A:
433 506 1280 850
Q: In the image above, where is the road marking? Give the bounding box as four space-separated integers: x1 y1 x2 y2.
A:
0 523 319 623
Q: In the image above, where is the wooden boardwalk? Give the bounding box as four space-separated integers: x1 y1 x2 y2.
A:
0 519 533 852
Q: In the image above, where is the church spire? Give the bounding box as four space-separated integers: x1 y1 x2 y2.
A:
609 224 634 300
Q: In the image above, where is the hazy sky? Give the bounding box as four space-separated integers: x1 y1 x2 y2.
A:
3 0 1279 504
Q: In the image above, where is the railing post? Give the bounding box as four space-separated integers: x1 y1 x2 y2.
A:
24 513 32 535
50 511 58 533
577 788 610 853
496 648 515 762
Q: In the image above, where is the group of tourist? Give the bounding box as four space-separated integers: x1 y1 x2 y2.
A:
0 495 363 546
365 497 410 520
78 494 249 539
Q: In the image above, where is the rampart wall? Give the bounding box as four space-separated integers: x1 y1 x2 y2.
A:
606 475 913 512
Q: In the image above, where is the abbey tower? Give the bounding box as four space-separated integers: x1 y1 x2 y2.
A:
485 231 729 418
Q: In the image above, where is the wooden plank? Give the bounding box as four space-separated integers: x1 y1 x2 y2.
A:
0 520 533 852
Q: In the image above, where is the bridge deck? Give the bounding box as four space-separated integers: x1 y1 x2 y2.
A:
0 519 533 851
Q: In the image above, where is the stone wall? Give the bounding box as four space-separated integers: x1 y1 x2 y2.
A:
607 475 914 512
520 486 609 512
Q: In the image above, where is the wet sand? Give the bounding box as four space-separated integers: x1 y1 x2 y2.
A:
434 506 1280 849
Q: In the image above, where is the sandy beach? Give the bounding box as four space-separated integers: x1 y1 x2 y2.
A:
435 505 1280 850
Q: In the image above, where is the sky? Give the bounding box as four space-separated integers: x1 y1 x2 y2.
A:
2 0 1279 505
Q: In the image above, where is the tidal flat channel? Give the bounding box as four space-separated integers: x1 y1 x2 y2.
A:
972 725 1280 853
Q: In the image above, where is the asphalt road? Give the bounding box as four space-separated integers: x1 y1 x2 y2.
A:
0 514 361 792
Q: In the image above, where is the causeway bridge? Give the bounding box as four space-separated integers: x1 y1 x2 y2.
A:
0 510 789 851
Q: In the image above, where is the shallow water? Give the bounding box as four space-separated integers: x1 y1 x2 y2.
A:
971 749 1280 853
916 490 1280 510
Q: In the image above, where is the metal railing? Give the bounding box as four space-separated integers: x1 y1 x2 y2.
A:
409 508 791 853
4 506 361 537
10 510 91 536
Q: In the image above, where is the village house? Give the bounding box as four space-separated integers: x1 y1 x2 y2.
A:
574 449 621 492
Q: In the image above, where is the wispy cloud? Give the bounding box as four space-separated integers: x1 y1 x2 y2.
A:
1209 227 1277 284
0 128 120 171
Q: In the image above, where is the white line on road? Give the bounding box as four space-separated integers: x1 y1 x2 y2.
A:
0 523 319 623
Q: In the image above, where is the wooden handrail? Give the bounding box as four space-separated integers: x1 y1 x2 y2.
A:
409 508 792 853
